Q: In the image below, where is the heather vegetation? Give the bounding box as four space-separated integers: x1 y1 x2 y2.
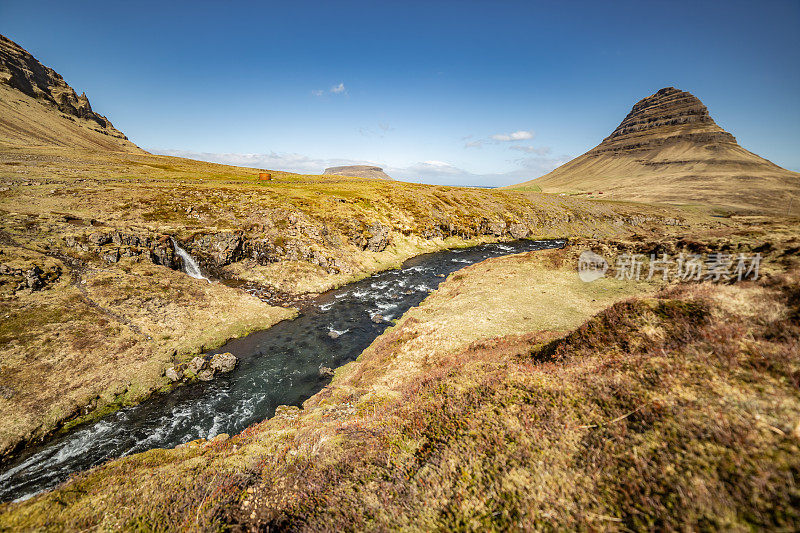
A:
3 234 798 530
0 144 698 460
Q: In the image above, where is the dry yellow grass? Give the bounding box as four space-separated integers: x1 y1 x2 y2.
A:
2 235 798 530
507 88 800 214
0 142 704 461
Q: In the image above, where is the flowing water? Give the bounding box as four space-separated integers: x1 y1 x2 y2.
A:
171 238 210 282
0 239 565 502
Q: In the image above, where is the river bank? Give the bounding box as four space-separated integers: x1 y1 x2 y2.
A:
0 145 712 466
4 228 797 529
0 240 565 502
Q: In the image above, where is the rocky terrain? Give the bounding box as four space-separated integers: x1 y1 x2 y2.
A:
0 38 706 465
0 33 142 152
3 226 798 530
0 142 704 461
508 87 800 213
2 36 798 530
324 165 393 180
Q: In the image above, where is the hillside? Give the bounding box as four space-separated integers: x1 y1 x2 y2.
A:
0 34 143 153
507 87 800 213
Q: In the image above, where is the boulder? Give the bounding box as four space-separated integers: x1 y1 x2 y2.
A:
25 266 44 290
488 221 507 236
165 366 183 382
210 352 237 374
318 366 335 378
197 369 215 381
508 223 529 239
186 356 206 375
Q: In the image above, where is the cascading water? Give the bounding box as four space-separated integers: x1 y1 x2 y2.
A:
170 237 210 282
0 239 566 503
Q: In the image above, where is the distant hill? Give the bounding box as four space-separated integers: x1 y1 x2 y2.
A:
0 34 143 153
507 87 799 213
323 165 393 180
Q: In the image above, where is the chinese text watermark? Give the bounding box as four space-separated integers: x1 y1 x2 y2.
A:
579 251 761 282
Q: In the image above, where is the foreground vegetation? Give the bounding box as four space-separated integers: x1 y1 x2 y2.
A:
3 228 797 530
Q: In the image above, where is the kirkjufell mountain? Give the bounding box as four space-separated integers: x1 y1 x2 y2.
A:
510 87 799 213
0 34 142 152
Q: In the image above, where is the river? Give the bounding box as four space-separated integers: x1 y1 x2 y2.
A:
0 239 565 502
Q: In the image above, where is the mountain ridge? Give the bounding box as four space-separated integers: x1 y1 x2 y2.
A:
0 33 143 153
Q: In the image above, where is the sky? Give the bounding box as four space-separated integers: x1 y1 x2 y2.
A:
2 0 799 186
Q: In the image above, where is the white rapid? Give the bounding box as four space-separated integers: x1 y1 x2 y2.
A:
170 238 210 282
0 239 566 503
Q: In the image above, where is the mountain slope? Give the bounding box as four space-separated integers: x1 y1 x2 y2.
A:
508 87 799 213
0 34 143 153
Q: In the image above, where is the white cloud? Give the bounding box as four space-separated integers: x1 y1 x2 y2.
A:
490 130 534 142
509 145 551 155
311 83 347 97
464 139 484 149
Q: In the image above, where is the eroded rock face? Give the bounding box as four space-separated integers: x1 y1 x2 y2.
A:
0 34 129 139
598 87 737 153
192 233 243 266
366 222 391 252
24 266 44 291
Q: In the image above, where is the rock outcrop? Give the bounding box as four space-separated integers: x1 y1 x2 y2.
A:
323 165 393 180
165 352 238 383
509 87 800 213
596 87 737 153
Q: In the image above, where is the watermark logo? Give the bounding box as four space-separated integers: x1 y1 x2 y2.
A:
578 251 761 283
578 250 609 282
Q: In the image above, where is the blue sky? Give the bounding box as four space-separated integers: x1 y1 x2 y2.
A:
2 0 799 185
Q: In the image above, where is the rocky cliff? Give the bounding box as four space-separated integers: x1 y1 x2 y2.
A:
323 165 393 180
509 87 800 214
595 87 737 153
0 34 143 152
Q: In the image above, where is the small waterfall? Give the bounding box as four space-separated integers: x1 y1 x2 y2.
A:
170 238 210 282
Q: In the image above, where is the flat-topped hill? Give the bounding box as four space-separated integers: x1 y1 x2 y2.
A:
323 165 393 180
